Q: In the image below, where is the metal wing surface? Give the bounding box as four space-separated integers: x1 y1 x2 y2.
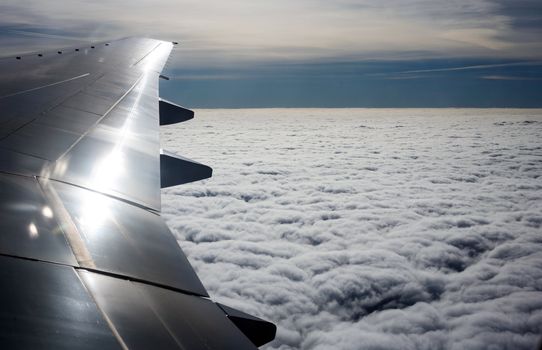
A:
0 37 275 349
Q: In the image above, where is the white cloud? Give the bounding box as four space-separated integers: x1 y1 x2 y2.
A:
1 0 541 65
161 109 542 349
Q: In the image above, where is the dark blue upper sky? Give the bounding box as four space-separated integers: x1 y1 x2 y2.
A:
161 59 542 108
1 0 541 107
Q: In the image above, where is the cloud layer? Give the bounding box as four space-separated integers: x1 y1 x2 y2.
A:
161 109 542 349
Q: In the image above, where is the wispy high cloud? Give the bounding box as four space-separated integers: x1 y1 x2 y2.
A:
0 0 541 66
396 61 542 74
481 75 542 80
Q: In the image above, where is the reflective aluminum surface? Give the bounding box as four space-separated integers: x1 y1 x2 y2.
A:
0 256 120 349
80 271 257 350
140 282 257 349
50 71 162 210
0 36 277 348
0 36 205 293
35 105 102 135
0 173 76 265
51 180 207 296
0 38 173 211
0 149 50 177
0 122 80 161
79 271 183 350
0 73 94 140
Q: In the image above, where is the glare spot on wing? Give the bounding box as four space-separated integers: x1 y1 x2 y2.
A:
78 190 111 233
42 205 53 219
91 149 125 192
28 222 38 239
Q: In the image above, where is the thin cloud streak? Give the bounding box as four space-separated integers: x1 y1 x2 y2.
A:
397 61 542 74
481 75 542 80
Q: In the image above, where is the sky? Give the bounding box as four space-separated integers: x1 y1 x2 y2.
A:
1 0 542 107
0 2 540 349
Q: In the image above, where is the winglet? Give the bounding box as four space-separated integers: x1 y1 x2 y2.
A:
159 98 194 125
218 303 277 347
160 149 212 188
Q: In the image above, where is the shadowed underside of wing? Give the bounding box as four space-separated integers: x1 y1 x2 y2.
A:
0 37 275 349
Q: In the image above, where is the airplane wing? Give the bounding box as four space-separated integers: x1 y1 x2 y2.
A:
0 37 275 349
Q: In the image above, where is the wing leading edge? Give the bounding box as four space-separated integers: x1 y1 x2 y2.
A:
0 37 275 349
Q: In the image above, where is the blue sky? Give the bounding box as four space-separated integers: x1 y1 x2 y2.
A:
1 0 541 107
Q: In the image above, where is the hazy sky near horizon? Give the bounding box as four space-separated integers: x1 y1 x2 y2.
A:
1 0 542 107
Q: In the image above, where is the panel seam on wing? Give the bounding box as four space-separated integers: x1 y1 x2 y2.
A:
131 42 162 67
75 270 130 350
53 73 144 162
37 177 96 269
0 73 90 100
44 177 161 215
0 252 210 299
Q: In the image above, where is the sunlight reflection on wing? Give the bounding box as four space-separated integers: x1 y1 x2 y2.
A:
78 73 154 232
91 148 125 192
46 47 165 236
87 66 151 193
28 222 38 239
78 190 111 233
42 205 53 219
